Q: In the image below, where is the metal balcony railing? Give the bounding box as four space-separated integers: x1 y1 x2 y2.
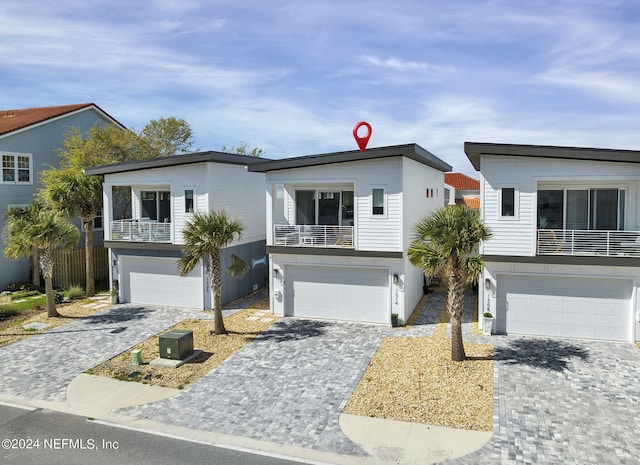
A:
110 220 171 243
537 229 640 257
273 224 353 248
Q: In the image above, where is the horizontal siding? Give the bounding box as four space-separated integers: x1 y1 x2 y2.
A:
266 158 404 251
103 163 265 246
206 163 266 246
481 155 640 256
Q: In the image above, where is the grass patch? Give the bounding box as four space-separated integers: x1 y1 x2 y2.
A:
0 295 46 327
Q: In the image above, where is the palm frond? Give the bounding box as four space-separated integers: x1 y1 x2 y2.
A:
227 254 249 278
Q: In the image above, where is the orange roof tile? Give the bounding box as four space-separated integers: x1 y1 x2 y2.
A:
0 103 121 136
445 172 480 191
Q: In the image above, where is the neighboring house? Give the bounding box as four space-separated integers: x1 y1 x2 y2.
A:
0 103 123 290
85 151 268 309
444 172 480 209
466 141 640 343
248 144 451 325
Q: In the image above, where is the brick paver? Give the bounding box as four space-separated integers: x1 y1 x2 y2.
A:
0 304 192 402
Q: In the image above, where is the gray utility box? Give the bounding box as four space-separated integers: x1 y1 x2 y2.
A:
159 329 194 360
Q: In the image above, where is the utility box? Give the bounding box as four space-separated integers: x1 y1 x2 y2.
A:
159 329 194 360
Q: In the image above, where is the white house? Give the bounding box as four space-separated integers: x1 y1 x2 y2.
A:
466 142 640 343
85 151 268 309
248 144 451 325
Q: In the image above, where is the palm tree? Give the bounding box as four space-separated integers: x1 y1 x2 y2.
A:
408 206 491 361
4 206 40 287
4 203 79 317
177 210 249 335
40 168 103 296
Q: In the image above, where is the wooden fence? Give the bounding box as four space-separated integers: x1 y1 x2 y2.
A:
52 247 109 289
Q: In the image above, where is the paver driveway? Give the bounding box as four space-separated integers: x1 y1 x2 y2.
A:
0 304 191 402
125 318 394 455
448 335 640 465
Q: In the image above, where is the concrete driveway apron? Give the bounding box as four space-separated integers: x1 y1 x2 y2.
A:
0 304 191 402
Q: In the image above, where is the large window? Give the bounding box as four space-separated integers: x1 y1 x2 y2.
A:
295 190 354 226
538 188 625 230
141 190 171 222
2 153 31 184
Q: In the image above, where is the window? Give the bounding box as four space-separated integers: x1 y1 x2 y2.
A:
295 189 354 226
80 209 103 231
2 153 32 184
500 188 515 217
372 188 385 216
537 188 626 231
112 186 132 220
141 190 171 222
94 209 103 230
185 190 194 213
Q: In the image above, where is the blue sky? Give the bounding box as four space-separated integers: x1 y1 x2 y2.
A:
2 0 640 175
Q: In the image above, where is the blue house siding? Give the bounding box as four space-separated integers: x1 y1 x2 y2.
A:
0 107 116 290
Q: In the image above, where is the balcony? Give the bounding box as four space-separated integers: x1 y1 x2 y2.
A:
273 224 353 248
110 220 171 243
537 229 640 257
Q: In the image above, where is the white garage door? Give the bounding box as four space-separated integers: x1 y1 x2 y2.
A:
285 266 389 324
120 256 204 309
496 275 631 341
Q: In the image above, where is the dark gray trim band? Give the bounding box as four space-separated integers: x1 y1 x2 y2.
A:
104 241 183 251
249 143 451 173
85 150 270 176
482 254 640 267
465 141 640 171
267 246 403 259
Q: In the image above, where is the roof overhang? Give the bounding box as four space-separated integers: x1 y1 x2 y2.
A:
464 142 640 171
248 143 452 173
84 151 270 176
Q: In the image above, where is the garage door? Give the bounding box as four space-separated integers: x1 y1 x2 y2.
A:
284 266 389 324
496 275 631 341
120 256 204 309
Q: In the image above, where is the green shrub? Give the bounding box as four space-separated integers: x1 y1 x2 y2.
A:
10 290 41 300
5 281 38 293
65 285 85 300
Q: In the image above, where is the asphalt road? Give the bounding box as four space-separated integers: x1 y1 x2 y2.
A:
0 404 304 465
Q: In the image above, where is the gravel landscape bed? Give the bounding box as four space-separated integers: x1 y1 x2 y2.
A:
344 298 494 432
87 297 273 389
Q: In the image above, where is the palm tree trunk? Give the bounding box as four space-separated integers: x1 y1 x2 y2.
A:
84 218 95 297
448 268 466 361
31 250 40 287
209 253 227 335
40 249 58 318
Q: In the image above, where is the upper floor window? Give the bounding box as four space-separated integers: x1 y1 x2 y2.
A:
372 188 385 216
295 190 354 226
2 153 32 184
141 190 171 222
538 188 625 231
501 188 515 217
185 189 194 213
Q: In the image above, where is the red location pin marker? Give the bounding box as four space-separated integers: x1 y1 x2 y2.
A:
353 121 372 152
